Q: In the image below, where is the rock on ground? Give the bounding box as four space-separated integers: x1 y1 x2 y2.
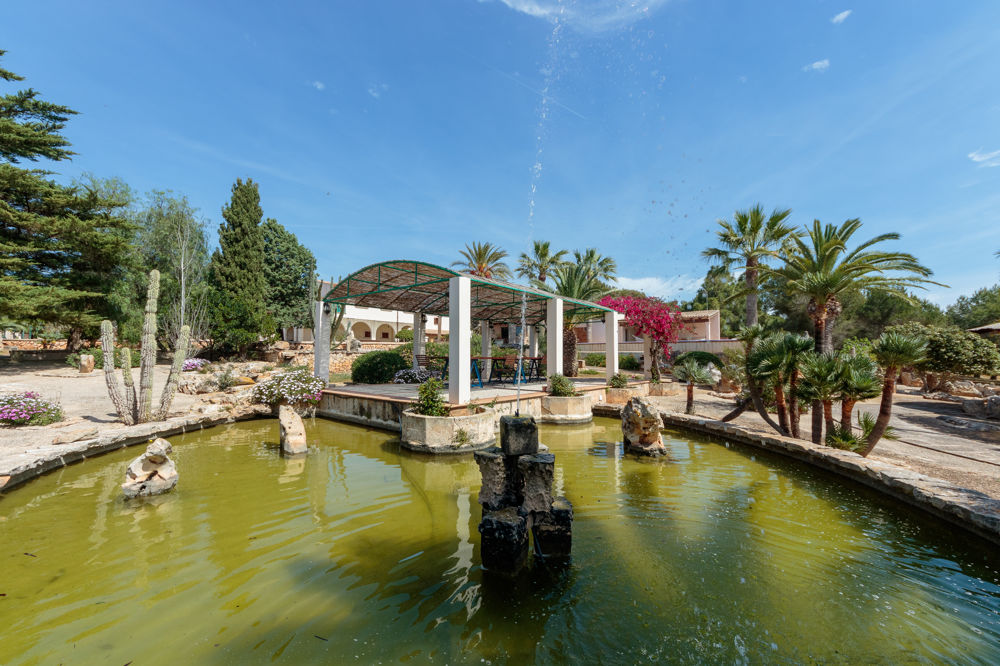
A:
621 396 666 456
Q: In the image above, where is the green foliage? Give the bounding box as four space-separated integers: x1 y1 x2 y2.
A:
251 368 324 407
216 368 235 391
673 351 723 369
584 352 606 367
548 374 578 396
826 412 896 452
395 328 414 342
66 347 141 370
607 372 630 388
885 323 997 376
947 284 1000 330
834 289 946 342
261 218 316 330
414 378 449 416
452 242 511 279
351 350 409 384
619 354 641 371
454 428 470 446
672 359 714 385
517 240 568 283
797 353 843 403
395 341 449 368
840 336 876 360
209 178 268 353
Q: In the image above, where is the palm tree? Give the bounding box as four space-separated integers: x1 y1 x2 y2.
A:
452 242 512 280
673 359 714 414
538 262 609 377
861 331 927 456
798 352 843 442
747 334 793 434
573 248 617 282
516 240 567 284
767 219 940 354
736 325 788 436
703 204 796 327
837 354 881 430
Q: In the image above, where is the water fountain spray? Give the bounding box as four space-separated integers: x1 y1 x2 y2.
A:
514 290 528 415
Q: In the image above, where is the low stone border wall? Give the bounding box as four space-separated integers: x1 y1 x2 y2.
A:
593 403 1000 546
0 406 271 493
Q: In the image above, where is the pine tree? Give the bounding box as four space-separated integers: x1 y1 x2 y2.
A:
209 178 268 353
262 218 316 332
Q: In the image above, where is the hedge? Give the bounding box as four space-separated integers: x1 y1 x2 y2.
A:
351 350 410 384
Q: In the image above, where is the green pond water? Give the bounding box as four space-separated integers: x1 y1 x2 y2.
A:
1 418 999 664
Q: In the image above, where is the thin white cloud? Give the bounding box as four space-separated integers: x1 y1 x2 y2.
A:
968 148 1000 168
308 80 325 91
802 59 830 73
612 275 704 300
831 10 852 24
367 83 389 99
484 0 672 34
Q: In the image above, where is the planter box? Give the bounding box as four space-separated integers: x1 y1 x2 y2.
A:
648 383 679 397
539 394 593 424
401 406 496 454
605 383 649 404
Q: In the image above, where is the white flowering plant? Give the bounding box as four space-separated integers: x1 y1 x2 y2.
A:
252 369 325 408
393 368 433 384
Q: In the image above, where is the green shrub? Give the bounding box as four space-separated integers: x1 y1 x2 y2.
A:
672 351 723 369
886 323 1000 377
608 372 629 388
395 328 414 342
619 354 640 371
394 341 448 368
548 374 577 397
66 347 141 370
414 378 448 416
584 352 606 367
216 368 235 391
352 350 409 383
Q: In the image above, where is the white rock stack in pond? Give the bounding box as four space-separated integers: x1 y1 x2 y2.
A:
122 438 178 499
278 404 308 455
621 396 666 456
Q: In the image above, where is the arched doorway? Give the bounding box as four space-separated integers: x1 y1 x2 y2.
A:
351 322 372 340
375 323 395 340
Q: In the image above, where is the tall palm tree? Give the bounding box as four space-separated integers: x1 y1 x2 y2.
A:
673 359 714 414
747 334 793 434
736 325 788 436
452 242 512 280
538 263 609 377
516 240 567 284
703 204 796 327
861 332 927 456
798 352 843 442
573 248 617 283
766 219 940 354
837 354 881 430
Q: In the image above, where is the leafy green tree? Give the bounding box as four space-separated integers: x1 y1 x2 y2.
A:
747 332 814 437
452 242 511 279
886 322 1000 384
673 359 714 414
209 178 269 353
703 204 796 327
538 262 609 376
947 284 1000 330
837 354 881 430
0 54 135 350
683 266 745 337
862 332 927 456
262 218 316 332
797 352 843 441
516 240 567 283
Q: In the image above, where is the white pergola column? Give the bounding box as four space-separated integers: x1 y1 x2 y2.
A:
411 312 424 370
605 311 620 382
529 325 538 357
546 298 563 378
448 276 471 405
313 301 331 383
480 320 491 382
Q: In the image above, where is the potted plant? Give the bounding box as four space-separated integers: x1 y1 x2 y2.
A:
400 378 495 453
605 371 644 404
539 374 593 424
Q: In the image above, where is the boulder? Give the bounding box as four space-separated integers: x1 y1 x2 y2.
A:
278 404 308 454
945 380 981 397
962 395 1000 420
122 438 178 499
178 375 219 395
474 446 511 511
79 353 95 374
499 415 539 456
478 507 529 575
517 453 555 514
532 496 573 557
621 396 666 456
234 376 255 386
273 340 291 351
899 371 923 388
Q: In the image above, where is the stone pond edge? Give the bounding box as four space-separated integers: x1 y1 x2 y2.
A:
594 402 1000 547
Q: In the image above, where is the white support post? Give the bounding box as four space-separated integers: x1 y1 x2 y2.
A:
411 312 424 370
448 277 471 405
529 325 538 357
546 298 563 379
605 311 620 382
313 301 331 384
480 320 491 382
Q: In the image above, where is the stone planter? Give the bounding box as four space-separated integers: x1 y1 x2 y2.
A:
648 382 678 397
539 394 593 424
401 406 496 454
605 383 649 404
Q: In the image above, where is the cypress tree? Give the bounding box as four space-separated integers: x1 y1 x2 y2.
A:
262 218 316 333
209 177 268 353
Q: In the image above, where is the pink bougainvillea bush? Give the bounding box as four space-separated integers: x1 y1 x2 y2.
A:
0 391 64 427
598 295 682 379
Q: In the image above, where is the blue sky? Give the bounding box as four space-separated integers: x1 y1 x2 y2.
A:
4 0 1000 305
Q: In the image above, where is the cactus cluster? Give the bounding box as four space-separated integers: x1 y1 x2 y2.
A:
101 270 191 425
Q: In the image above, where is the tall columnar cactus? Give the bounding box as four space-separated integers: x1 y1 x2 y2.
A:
101 270 190 425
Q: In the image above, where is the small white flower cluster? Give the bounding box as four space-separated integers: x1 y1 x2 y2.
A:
252 369 326 407
393 368 433 384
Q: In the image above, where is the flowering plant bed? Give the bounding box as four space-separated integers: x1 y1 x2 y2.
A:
0 391 64 427
182 357 210 372
393 368 433 384
252 369 325 410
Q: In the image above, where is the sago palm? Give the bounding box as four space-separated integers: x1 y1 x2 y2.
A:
537 262 609 377
837 354 881 430
452 242 512 280
766 219 940 353
516 240 567 284
861 331 927 456
703 204 796 327
673 358 714 414
798 352 843 441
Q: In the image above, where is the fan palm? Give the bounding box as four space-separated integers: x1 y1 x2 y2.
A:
747 334 793 434
573 248 617 282
537 262 609 376
452 242 512 280
798 352 843 441
766 219 940 354
673 358 714 414
516 240 567 284
837 354 881 430
703 204 796 327
861 331 927 456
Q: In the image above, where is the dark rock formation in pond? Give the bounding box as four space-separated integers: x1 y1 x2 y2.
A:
621 397 666 456
122 438 178 499
474 415 572 575
279 405 308 455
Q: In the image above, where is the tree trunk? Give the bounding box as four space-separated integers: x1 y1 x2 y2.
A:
840 399 856 431
720 398 749 422
789 371 801 438
67 327 84 353
562 327 577 377
823 296 842 354
650 341 661 382
822 400 835 438
686 383 694 414
745 261 758 327
774 380 789 434
809 298 828 353
861 370 898 457
811 401 823 444
748 378 789 436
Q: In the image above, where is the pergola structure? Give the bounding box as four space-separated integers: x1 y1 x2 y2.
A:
314 259 623 404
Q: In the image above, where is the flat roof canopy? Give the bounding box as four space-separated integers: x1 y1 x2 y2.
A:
323 259 613 325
